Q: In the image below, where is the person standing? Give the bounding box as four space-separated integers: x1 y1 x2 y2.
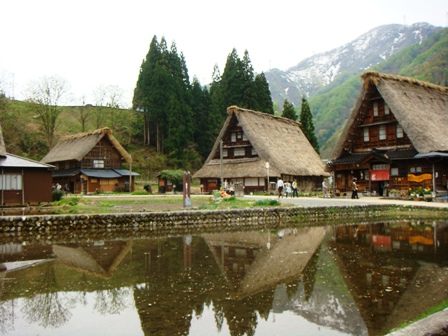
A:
292 179 299 197
351 178 359 199
322 179 328 198
277 178 284 198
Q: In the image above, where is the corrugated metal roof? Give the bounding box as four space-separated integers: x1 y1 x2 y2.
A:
0 153 54 169
51 168 139 178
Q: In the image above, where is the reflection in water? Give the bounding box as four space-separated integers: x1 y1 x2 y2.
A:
0 219 447 335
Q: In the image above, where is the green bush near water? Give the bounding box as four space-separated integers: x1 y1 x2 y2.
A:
253 199 280 207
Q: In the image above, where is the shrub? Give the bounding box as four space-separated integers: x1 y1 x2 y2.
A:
52 190 64 202
254 199 280 207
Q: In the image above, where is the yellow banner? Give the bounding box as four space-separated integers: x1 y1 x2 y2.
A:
407 173 432 182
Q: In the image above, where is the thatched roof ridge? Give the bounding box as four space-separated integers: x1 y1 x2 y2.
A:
41 127 131 164
361 70 448 93
331 71 448 159
194 106 328 179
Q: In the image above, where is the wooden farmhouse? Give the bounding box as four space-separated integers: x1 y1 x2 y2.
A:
329 71 448 197
193 106 328 194
41 128 139 194
0 124 54 205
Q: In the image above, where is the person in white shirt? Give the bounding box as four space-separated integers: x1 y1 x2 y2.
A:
322 179 328 198
277 178 284 198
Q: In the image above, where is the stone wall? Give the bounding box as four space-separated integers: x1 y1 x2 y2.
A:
1 204 447 244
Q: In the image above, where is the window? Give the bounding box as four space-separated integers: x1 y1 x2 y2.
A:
384 103 390 115
222 149 228 158
372 164 389 170
409 167 421 173
93 159 104 168
396 124 403 138
100 178 118 185
244 177 259 186
391 168 399 176
234 148 245 157
363 127 369 142
231 132 236 142
379 125 386 140
0 174 22 190
373 101 379 116
251 147 257 156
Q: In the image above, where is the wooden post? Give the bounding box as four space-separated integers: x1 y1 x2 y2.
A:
183 171 191 209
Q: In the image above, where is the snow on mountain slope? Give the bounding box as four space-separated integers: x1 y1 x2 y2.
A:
266 22 441 109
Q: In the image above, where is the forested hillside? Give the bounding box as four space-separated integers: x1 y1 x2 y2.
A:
1 28 447 177
0 36 275 179
314 27 448 159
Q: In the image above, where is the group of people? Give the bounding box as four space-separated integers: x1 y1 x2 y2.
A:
276 178 299 198
276 176 358 199
223 180 235 196
52 183 69 195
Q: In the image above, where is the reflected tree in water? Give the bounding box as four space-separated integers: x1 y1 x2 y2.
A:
0 300 15 334
303 245 321 302
94 287 130 315
21 264 73 328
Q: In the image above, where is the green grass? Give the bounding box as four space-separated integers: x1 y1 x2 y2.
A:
388 300 448 333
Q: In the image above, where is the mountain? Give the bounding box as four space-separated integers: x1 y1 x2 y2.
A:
316 27 448 159
265 23 442 109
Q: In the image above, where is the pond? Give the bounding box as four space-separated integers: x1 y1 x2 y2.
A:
1 218 447 336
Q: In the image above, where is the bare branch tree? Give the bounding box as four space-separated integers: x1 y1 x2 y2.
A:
24 75 71 148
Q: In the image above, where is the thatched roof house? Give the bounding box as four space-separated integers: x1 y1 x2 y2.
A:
0 123 54 205
42 127 138 194
42 127 131 164
193 106 328 193
330 71 448 195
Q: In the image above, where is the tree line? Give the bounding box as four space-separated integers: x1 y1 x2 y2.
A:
0 35 320 173
132 36 277 169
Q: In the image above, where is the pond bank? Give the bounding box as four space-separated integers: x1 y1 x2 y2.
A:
1 204 447 244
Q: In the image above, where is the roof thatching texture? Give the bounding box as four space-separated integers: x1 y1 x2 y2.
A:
41 127 131 164
193 106 328 179
0 123 6 157
331 71 448 159
203 227 326 299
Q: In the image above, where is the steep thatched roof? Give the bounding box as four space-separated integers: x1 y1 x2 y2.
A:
193 106 328 179
0 123 6 157
41 127 131 164
331 71 448 159
203 227 326 299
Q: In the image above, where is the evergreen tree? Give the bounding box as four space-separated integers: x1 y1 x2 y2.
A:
300 97 319 153
282 99 297 120
132 36 196 168
253 72 274 114
191 77 213 160
241 50 257 109
209 64 227 139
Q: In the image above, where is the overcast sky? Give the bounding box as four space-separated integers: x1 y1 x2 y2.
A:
0 0 446 107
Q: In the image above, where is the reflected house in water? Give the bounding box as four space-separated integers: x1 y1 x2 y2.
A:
329 71 448 196
1 222 447 336
0 123 54 206
41 127 139 194
330 220 448 335
203 227 326 299
0 240 132 280
193 105 328 194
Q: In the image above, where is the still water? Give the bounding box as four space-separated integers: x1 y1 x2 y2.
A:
1 219 448 336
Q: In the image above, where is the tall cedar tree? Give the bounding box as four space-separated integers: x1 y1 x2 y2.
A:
300 97 319 153
191 77 214 160
253 72 274 114
133 36 195 168
282 99 297 120
213 48 273 115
